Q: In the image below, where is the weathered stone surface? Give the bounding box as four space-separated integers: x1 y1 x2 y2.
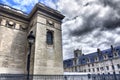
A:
0 3 64 75
0 25 27 74
32 14 63 75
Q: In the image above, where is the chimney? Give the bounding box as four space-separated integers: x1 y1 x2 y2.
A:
111 45 114 51
97 48 101 56
97 48 100 53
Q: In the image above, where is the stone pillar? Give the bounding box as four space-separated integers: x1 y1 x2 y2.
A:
32 14 64 75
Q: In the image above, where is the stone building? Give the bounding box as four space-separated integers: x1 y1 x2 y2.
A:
64 45 120 75
0 3 64 75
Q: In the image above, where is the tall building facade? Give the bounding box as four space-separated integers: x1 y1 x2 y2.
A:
0 3 64 75
64 46 120 75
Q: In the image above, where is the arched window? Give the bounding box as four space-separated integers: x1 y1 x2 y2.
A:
47 30 53 45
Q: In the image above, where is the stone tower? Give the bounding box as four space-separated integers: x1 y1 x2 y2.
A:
74 49 82 58
0 3 64 75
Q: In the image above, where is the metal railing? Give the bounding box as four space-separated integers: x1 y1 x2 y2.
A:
0 74 120 80
0 74 90 80
91 74 120 80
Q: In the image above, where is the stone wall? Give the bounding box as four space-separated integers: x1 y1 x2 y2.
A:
32 13 63 75
0 18 28 74
0 3 64 75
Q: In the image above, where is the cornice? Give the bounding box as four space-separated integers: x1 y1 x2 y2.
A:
0 3 65 22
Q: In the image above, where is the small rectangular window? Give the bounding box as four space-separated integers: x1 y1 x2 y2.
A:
93 68 95 72
88 64 90 67
106 66 109 70
88 69 91 72
92 63 94 66
112 65 114 69
84 69 86 72
100 67 104 70
97 68 99 71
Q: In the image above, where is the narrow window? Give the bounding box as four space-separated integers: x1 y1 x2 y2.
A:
84 69 86 72
88 69 91 72
93 68 95 72
106 66 109 70
104 55 107 59
47 30 53 45
92 63 94 66
0 18 2 25
88 64 90 67
117 64 120 69
100 67 104 70
97 68 99 71
112 65 114 69
114 52 118 57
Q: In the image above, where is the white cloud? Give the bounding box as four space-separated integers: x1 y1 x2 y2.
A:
1 0 12 6
57 0 120 60
13 0 39 6
1 0 120 60
1 0 58 13
43 0 57 9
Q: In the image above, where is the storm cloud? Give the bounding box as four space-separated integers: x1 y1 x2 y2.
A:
57 0 120 59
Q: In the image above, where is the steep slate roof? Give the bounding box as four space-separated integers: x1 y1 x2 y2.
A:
64 46 120 68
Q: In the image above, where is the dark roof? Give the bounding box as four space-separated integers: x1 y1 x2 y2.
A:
64 46 120 68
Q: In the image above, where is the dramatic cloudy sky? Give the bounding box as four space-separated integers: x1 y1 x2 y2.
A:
1 0 120 60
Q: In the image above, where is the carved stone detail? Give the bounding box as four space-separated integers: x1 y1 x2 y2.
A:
20 25 28 31
6 20 15 28
1 19 6 26
47 20 54 27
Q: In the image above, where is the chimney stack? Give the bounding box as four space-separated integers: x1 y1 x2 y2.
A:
97 48 100 53
97 48 102 56
111 45 114 51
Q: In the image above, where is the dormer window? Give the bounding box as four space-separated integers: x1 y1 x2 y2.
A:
94 57 98 62
86 58 90 63
103 55 107 60
114 52 118 57
116 49 119 54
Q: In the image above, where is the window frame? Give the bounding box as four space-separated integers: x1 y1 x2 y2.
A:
46 30 54 45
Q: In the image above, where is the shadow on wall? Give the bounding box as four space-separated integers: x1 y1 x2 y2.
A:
9 29 28 74
0 22 28 74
